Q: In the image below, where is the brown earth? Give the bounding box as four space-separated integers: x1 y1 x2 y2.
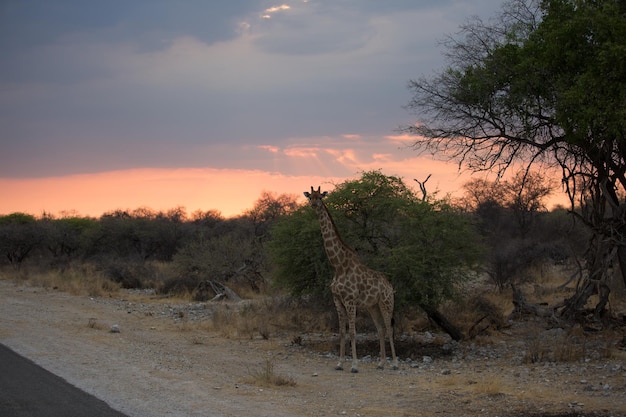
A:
1 279 625 417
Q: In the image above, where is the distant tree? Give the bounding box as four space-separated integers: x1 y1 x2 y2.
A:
170 225 261 294
245 191 300 240
164 192 300 296
42 215 99 269
461 178 510 237
404 0 626 319
503 170 553 237
190 209 224 226
0 213 41 269
461 178 506 213
462 169 554 237
462 170 557 289
188 209 229 241
95 207 186 262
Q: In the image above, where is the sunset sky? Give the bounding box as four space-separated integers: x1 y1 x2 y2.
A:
1 0 525 218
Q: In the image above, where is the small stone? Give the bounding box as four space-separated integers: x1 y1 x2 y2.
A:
422 356 433 364
110 324 120 333
312 372 319 377
441 369 451 375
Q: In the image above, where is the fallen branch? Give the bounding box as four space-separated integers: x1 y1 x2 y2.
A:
195 280 242 302
510 285 554 319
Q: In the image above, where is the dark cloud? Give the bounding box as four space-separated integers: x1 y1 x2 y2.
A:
0 0 258 49
0 0 503 178
0 0 260 83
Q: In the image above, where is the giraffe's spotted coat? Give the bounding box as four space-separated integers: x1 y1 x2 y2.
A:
304 186 398 373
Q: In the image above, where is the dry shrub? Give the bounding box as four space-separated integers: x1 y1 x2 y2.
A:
206 304 239 337
269 296 336 334
248 357 296 387
203 295 336 341
86 318 109 331
202 302 269 339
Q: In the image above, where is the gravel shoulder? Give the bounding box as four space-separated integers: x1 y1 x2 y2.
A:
1 279 625 417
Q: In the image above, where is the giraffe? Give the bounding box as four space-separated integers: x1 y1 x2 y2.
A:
304 186 398 373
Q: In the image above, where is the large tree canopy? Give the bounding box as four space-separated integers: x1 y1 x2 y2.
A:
404 0 626 319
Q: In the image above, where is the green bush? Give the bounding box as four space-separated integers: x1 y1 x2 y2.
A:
269 171 484 311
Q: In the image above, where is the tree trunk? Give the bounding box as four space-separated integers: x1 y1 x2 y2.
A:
618 245 626 289
560 234 614 320
420 304 464 341
560 277 597 320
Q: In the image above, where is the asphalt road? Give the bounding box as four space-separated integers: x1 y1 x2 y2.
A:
0 343 128 417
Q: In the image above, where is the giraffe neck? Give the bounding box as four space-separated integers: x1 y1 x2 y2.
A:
314 201 357 269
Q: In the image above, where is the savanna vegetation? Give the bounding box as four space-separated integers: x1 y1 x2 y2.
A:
2 0 625 347
0 168 610 339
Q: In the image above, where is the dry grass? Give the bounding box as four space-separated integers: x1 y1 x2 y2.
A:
6 259 625 370
434 373 509 398
200 303 264 339
433 370 581 408
247 357 296 387
3 265 121 297
522 334 588 363
203 296 336 341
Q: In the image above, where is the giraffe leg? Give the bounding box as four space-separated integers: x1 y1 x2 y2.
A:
368 306 387 369
382 305 398 370
346 304 359 373
333 296 347 371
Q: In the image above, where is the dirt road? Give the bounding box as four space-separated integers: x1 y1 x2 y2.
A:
0 280 624 417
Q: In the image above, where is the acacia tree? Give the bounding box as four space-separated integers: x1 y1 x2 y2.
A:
404 0 626 320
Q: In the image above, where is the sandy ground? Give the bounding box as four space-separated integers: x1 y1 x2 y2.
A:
1 279 625 417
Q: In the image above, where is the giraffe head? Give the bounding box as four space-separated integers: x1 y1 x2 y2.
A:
303 186 328 209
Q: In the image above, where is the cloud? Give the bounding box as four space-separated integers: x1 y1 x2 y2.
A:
283 147 320 158
262 4 291 19
251 3 375 55
258 145 280 153
385 134 419 145
0 0 505 181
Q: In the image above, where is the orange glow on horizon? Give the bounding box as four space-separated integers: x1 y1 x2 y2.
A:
0 163 569 219
0 168 345 218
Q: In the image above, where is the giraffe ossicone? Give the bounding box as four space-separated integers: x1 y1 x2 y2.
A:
304 186 398 373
